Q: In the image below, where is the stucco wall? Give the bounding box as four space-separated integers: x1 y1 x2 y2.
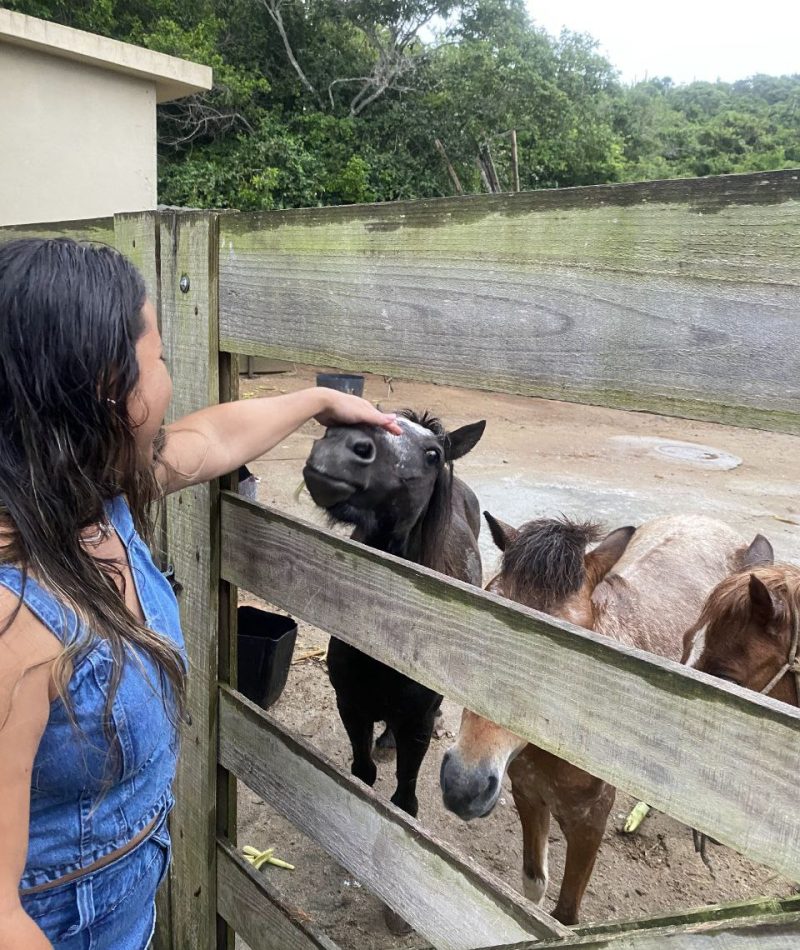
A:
0 44 157 225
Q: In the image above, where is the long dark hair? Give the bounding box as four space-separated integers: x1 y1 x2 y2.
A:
0 238 185 729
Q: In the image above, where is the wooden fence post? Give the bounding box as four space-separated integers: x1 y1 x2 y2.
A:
113 211 160 309
113 210 175 948
157 210 221 949
216 350 239 950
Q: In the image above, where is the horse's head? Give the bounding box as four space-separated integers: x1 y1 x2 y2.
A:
440 709 528 820
682 537 800 705
441 513 636 820
483 512 636 627
304 410 485 542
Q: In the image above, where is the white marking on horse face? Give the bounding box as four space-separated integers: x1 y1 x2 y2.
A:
380 417 437 464
398 417 435 437
686 624 707 667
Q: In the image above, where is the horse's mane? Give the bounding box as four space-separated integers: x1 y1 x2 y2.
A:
398 409 456 575
700 564 800 628
502 516 604 609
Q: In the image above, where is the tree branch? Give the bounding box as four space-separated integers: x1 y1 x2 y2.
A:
256 0 322 106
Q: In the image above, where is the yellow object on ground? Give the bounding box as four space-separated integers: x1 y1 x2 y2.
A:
242 845 295 871
623 801 651 834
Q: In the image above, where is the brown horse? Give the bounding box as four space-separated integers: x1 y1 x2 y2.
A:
682 557 800 708
440 512 771 924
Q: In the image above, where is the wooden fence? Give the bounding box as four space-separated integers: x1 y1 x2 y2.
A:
2 168 800 949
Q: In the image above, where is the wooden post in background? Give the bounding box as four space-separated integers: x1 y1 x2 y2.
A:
435 138 464 195
157 210 221 949
510 130 520 193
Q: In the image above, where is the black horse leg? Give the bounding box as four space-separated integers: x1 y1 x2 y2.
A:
389 713 436 818
379 705 442 751
338 705 377 787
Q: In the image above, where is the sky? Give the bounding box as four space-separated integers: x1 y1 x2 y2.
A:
527 1 800 85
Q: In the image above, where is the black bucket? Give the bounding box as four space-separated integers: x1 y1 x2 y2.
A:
237 606 297 710
316 372 365 397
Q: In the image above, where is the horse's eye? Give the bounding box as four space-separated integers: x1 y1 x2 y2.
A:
424 448 441 465
708 667 740 687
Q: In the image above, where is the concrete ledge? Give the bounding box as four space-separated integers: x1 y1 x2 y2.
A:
0 9 212 101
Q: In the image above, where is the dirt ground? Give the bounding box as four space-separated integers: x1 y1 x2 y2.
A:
234 365 800 949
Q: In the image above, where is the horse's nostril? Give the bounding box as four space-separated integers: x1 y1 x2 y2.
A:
485 773 499 799
351 440 375 462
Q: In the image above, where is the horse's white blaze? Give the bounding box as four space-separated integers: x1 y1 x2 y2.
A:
398 417 435 437
686 624 707 667
381 416 436 463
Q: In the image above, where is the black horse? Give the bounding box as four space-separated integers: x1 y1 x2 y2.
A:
303 410 485 820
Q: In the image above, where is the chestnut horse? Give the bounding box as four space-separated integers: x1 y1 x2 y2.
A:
440 512 770 924
683 555 800 708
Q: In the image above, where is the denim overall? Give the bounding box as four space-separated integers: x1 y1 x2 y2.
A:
0 497 186 949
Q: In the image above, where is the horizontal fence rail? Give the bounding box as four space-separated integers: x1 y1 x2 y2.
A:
504 911 800 949
218 170 800 434
0 216 115 244
219 686 568 948
576 893 800 938
220 493 800 888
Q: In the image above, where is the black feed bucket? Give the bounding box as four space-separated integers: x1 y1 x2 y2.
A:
316 372 365 397
237 606 298 710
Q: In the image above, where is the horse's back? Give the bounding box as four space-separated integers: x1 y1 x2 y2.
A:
593 514 748 658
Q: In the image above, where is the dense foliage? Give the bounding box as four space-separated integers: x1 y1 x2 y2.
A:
8 0 800 208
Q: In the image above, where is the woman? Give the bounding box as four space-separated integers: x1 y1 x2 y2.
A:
0 238 400 948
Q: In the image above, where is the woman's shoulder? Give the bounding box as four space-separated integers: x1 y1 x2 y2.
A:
0 584 62 676
0 584 62 727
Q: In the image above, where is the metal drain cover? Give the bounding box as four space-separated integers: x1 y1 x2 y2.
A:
609 436 742 471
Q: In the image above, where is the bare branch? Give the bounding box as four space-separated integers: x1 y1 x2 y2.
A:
157 94 255 148
256 0 322 106
328 76 373 109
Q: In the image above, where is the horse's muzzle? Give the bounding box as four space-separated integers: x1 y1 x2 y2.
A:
303 465 359 507
439 748 501 820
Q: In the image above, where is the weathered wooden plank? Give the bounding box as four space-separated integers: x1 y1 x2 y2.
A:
219 686 570 947
577 894 800 937
110 209 174 950
0 216 115 244
113 211 160 312
216 838 339 950
216 352 240 950
218 169 800 434
496 911 800 949
220 494 800 884
159 211 221 949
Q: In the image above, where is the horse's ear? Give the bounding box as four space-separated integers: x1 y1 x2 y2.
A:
483 511 518 551
585 525 636 586
749 573 778 625
740 534 774 570
444 421 486 462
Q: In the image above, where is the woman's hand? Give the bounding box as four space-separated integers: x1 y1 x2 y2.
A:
313 389 402 434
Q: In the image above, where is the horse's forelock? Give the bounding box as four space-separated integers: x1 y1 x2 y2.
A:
502 517 604 609
701 565 800 633
397 408 446 439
